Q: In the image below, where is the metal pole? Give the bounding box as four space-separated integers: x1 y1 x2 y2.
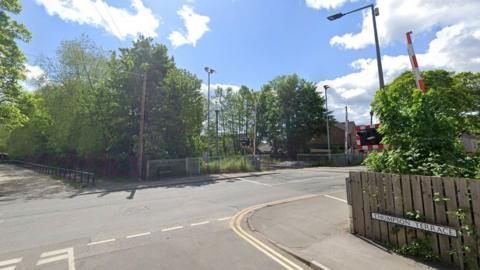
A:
324 87 331 160
215 109 219 157
207 71 211 134
253 95 257 157
370 109 374 125
137 72 147 180
371 5 385 89
345 106 348 165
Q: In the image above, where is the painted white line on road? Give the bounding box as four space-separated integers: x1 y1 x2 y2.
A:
324 194 347 203
161 226 183 232
126 232 151 239
239 178 272 187
191 221 210 226
217 216 232 221
0 266 16 270
37 247 75 270
37 254 68 265
87 238 116 246
312 260 331 270
0 257 22 267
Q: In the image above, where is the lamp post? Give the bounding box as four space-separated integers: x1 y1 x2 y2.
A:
327 4 385 122
204 67 215 155
323 85 331 160
215 109 220 157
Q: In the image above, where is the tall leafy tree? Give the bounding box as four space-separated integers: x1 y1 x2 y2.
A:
0 0 33 129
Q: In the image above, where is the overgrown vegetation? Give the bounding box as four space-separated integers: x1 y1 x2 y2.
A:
1 0 333 178
200 157 255 174
364 71 480 178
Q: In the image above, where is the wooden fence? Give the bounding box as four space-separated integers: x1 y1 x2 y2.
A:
346 172 480 269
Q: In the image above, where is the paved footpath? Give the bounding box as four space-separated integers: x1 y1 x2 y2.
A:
247 192 451 270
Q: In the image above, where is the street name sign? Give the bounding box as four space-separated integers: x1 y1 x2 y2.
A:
371 213 457 237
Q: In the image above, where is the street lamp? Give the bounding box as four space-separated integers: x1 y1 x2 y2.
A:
327 4 385 123
323 85 331 160
204 66 215 155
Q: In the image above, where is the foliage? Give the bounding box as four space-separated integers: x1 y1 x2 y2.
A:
257 74 331 158
0 0 33 129
5 36 204 176
200 157 254 174
365 70 480 178
394 237 438 261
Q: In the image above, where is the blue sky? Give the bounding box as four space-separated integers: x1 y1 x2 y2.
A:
20 0 480 124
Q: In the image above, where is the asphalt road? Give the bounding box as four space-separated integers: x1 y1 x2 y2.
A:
0 165 361 270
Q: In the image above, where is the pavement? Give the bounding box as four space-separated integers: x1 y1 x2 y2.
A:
0 164 361 270
246 193 450 270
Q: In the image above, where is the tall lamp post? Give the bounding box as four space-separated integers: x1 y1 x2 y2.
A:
323 85 331 160
204 67 215 155
327 4 385 123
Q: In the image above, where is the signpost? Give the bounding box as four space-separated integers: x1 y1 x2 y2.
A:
371 212 457 237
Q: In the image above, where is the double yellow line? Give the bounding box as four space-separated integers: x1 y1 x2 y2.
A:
230 194 318 270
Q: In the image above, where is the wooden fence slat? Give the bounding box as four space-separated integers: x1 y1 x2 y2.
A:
375 172 389 243
384 174 397 246
411 175 425 240
468 179 480 267
457 178 478 270
401 174 415 243
350 172 365 236
432 177 453 264
444 177 463 267
362 172 373 239
393 174 407 247
420 176 440 257
369 172 381 242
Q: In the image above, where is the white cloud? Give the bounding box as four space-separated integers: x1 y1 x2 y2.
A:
200 83 241 97
35 0 159 40
168 5 210 48
305 0 354 10
22 64 46 91
329 0 480 50
321 18 480 124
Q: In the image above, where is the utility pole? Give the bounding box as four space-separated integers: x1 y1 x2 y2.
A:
137 72 147 180
323 85 331 161
253 94 257 157
215 109 219 157
345 106 349 166
204 67 215 156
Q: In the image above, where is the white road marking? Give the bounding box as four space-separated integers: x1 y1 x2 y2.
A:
0 266 16 270
217 216 232 221
126 232 151 239
87 238 116 246
190 221 210 226
161 226 183 232
37 247 75 270
0 258 22 270
239 178 272 187
324 194 347 203
312 260 332 270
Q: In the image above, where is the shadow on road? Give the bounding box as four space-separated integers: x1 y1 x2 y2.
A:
0 164 79 202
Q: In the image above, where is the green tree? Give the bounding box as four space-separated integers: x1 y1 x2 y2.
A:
0 0 32 129
258 74 330 158
365 70 480 178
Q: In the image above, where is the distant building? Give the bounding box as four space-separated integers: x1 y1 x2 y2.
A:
311 121 356 153
459 133 479 153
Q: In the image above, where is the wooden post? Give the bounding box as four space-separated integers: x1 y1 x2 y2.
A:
137 72 147 180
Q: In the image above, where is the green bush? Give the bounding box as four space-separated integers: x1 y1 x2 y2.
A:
200 157 255 174
366 71 480 179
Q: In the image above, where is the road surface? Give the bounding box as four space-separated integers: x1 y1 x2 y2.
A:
0 164 359 270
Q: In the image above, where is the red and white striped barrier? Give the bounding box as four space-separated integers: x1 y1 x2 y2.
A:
406 31 425 93
355 124 385 151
